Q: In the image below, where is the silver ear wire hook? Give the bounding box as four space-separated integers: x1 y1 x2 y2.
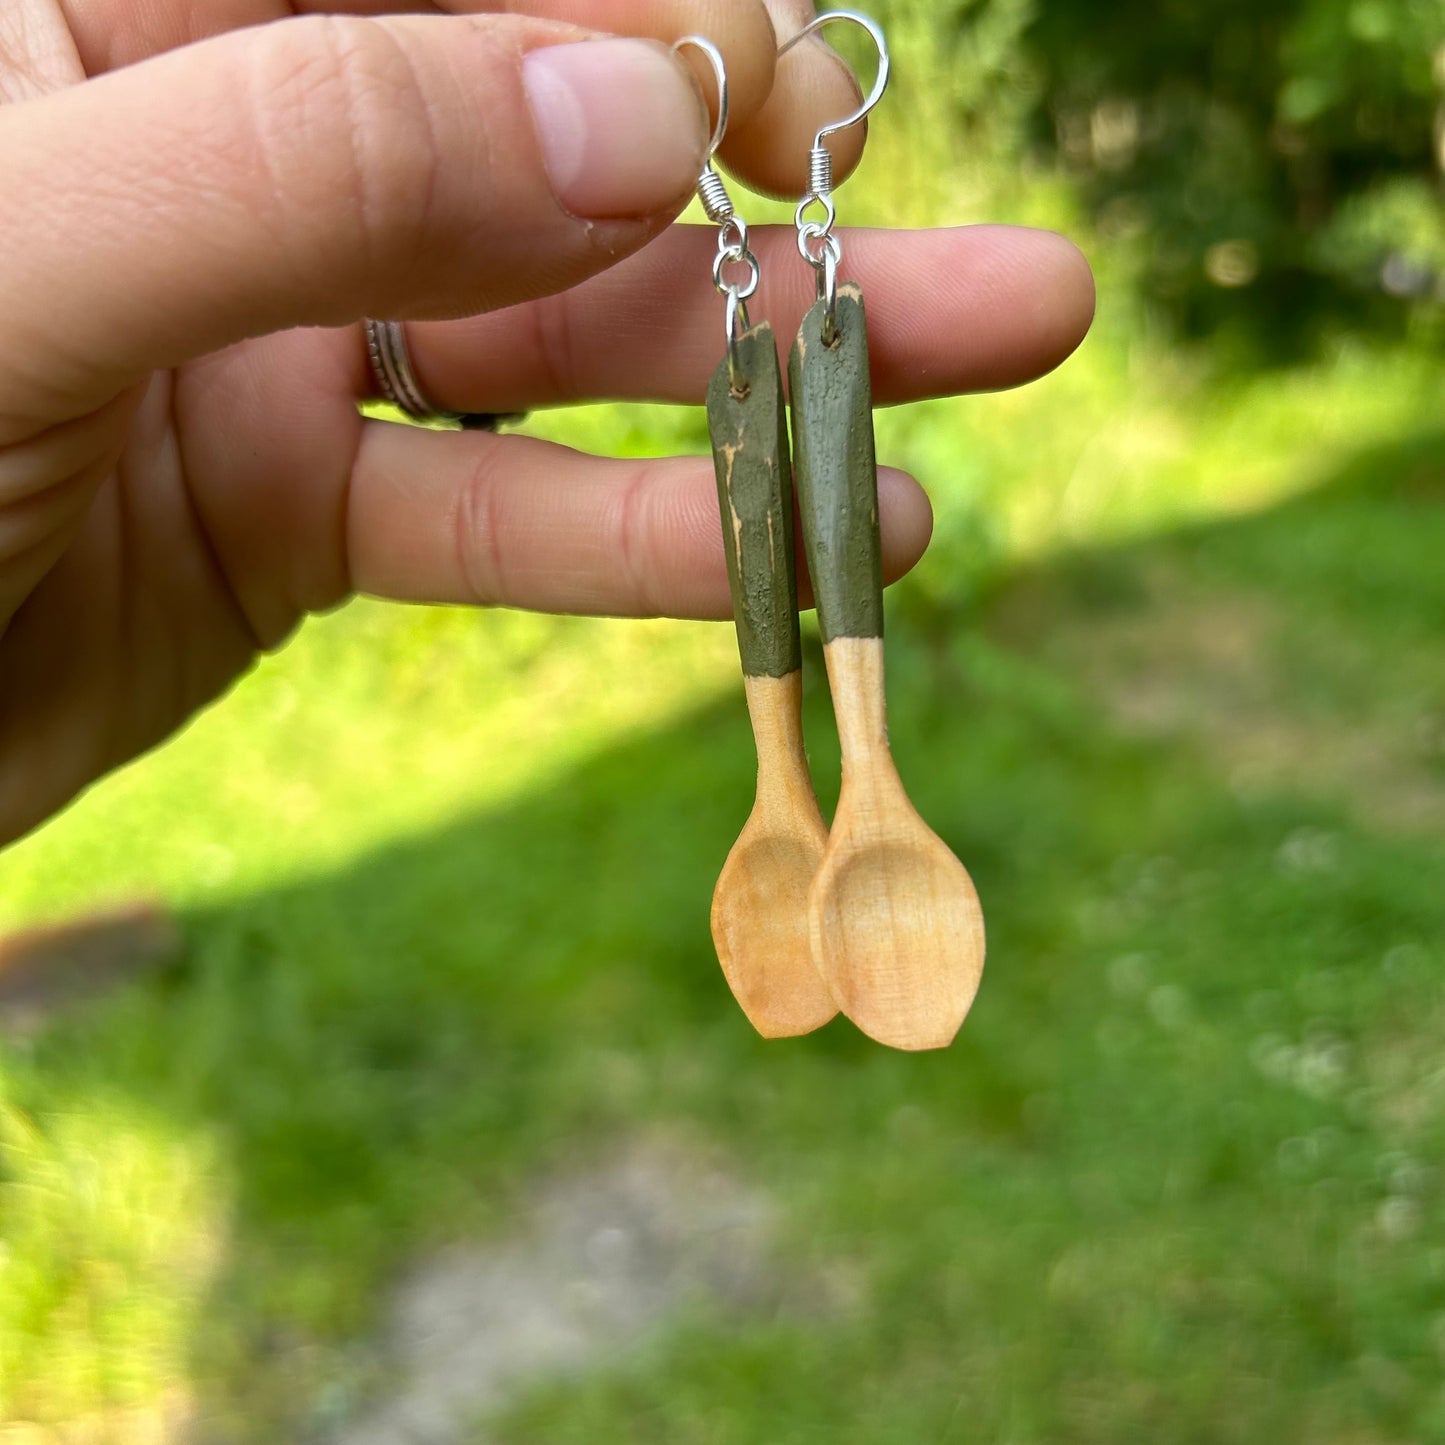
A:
674 35 761 397
777 9 891 159
778 9 890 224
779 11 890 345
673 35 730 172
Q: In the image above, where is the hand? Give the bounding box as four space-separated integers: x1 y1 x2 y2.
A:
0 0 1094 847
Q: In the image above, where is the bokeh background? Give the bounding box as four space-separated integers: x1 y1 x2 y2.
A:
3 0 1445 1439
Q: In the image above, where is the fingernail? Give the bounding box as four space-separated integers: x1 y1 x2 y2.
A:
524 39 707 220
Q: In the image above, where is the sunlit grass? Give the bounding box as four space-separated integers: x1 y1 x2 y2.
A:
0 1089 225 1424
0 611 739 930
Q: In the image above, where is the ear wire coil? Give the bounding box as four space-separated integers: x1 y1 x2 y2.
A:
698 167 736 225
807 146 834 204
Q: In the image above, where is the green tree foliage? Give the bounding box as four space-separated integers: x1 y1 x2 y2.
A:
877 0 1445 359
1033 0 1443 352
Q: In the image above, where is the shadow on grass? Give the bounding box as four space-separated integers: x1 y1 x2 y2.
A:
15 427 1445 1442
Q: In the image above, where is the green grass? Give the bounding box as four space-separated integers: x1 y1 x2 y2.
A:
4 3 1445 1435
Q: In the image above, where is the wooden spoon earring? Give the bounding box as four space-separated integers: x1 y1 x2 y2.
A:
784 12 987 1051
675 38 838 1038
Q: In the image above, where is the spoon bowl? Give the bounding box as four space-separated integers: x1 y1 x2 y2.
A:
810 770 984 1050
713 786 834 1039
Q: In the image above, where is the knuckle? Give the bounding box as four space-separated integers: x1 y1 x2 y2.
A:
615 461 662 617
530 294 580 403
454 453 506 608
242 17 443 287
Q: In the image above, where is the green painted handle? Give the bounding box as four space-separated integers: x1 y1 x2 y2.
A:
706 321 803 678
788 284 883 644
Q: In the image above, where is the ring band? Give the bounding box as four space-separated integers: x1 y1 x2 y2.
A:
363 318 517 431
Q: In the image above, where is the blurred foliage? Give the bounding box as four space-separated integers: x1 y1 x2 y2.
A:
881 0 1445 361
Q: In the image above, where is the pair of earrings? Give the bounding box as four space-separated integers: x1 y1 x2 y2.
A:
680 15 986 1054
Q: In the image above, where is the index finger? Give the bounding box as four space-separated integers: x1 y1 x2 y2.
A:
61 0 863 204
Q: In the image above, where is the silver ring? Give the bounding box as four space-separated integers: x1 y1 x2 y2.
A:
363 318 464 424
794 192 837 244
712 246 761 302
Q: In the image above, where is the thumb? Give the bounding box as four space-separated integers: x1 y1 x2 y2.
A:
0 14 709 431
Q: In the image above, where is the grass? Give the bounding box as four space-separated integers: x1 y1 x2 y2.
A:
4 3 1445 1437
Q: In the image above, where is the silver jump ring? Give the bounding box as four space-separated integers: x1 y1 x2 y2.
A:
798 223 841 271
717 215 750 257
794 193 836 242
713 247 761 301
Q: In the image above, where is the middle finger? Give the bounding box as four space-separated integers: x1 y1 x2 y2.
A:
360 224 1096 413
